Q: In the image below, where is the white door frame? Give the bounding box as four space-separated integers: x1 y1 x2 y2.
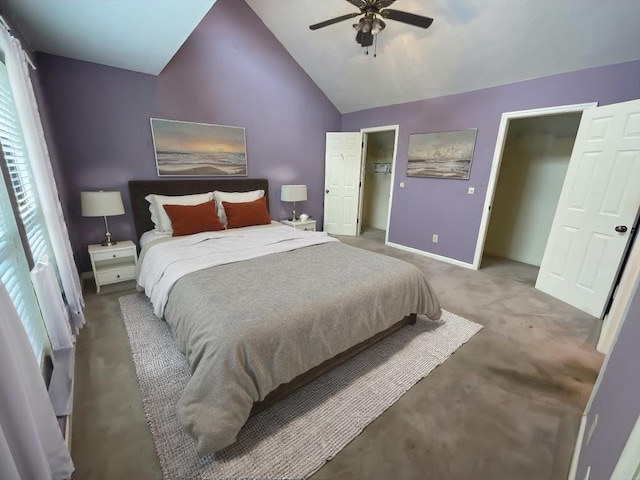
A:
610 413 640 480
597 231 640 353
568 269 640 480
359 125 400 245
356 132 370 236
472 102 598 270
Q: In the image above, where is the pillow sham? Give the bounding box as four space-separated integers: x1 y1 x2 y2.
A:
213 189 265 225
223 197 271 229
145 192 213 233
163 201 224 237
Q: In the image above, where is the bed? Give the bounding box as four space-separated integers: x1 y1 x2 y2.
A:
129 179 442 455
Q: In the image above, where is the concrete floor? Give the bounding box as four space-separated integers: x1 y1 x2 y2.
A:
71 236 603 480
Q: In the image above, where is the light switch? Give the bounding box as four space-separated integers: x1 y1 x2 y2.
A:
468 187 475 195
400 182 405 188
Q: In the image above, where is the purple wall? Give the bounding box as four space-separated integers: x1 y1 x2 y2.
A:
156 0 339 228
36 0 341 272
342 60 640 264
576 277 640 479
36 55 159 270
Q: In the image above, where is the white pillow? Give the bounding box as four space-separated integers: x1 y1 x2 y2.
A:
144 192 213 233
213 190 265 225
149 204 159 228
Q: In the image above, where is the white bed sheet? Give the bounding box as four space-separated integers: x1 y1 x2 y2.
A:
138 222 336 317
139 229 172 248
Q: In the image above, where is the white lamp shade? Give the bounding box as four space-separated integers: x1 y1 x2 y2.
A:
81 191 125 217
281 185 307 202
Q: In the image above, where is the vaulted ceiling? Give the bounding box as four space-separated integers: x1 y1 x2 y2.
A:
1 0 216 75
3 0 640 113
246 0 640 113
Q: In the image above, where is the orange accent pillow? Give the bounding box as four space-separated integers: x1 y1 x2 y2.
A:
223 197 271 229
163 200 225 237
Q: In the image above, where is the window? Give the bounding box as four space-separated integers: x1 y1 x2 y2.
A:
0 60 53 265
0 165 48 361
0 59 51 362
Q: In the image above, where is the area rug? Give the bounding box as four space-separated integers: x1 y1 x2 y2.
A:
119 293 482 480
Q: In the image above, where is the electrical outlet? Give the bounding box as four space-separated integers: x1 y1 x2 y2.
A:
586 414 598 446
399 182 405 188
468 187 475 195
432 234 439 243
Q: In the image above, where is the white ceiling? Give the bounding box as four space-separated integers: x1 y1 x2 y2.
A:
245 0 640 113
3 0 639 112
2 0 216 75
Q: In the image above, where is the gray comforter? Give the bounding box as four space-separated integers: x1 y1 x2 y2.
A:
162 241 441 455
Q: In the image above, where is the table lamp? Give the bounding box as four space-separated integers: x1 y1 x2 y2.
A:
281 185 307 221
81 190 125 246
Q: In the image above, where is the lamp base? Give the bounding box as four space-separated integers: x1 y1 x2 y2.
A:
101 229 117 247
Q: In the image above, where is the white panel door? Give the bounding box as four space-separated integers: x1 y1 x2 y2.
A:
536 99 640 317
324 132 363 236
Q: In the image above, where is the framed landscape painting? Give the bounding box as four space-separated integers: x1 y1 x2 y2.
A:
406 129 477 179
150 118 247 176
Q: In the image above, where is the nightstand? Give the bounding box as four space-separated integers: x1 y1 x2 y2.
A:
281 219 317 231
88 240 138 293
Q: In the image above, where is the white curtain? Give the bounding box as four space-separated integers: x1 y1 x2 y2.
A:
0 281 74 480
0 25 85 331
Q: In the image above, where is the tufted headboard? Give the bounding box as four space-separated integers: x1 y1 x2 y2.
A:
128 178 270 240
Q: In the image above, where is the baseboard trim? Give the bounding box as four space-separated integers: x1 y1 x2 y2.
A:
386 242 476 270
568 414 587 480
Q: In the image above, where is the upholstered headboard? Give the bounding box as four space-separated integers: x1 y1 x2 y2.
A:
128 179 270 239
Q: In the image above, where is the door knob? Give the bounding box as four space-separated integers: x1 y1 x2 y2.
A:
325 189 330 194
615 225 628 233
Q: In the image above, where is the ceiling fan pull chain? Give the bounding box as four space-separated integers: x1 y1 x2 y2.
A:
374 34 378 58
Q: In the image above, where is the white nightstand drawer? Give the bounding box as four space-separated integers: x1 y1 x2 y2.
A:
281 219 316 231
89 240 137 293
92 248 135 263
96 267 136 285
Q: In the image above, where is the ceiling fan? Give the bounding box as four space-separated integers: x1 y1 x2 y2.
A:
309 0 433 55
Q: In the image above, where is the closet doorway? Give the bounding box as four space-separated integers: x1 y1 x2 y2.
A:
358 126 398 244
480 111 584 285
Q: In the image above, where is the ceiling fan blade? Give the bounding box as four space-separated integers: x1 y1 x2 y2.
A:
376 0 398 8
345 0 366 8
310 12 361 30
380 9 434 29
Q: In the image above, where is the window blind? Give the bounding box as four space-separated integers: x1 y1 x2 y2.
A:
0 166 48 362
0 60 50 362
0 60 52 265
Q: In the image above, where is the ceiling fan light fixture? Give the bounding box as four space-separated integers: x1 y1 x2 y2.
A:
371 18 386 35
309 0 434 57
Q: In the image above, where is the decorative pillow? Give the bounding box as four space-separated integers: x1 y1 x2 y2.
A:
213 190 265 225
145 192 213 233
162 201 224 237
223 197 271 229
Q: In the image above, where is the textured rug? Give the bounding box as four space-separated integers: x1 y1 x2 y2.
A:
120 293 482 480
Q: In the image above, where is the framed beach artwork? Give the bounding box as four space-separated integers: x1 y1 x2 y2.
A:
406 129 477 179
150 118 247 176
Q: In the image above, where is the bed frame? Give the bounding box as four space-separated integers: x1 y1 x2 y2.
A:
127 178 416 417
128 179 270 239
